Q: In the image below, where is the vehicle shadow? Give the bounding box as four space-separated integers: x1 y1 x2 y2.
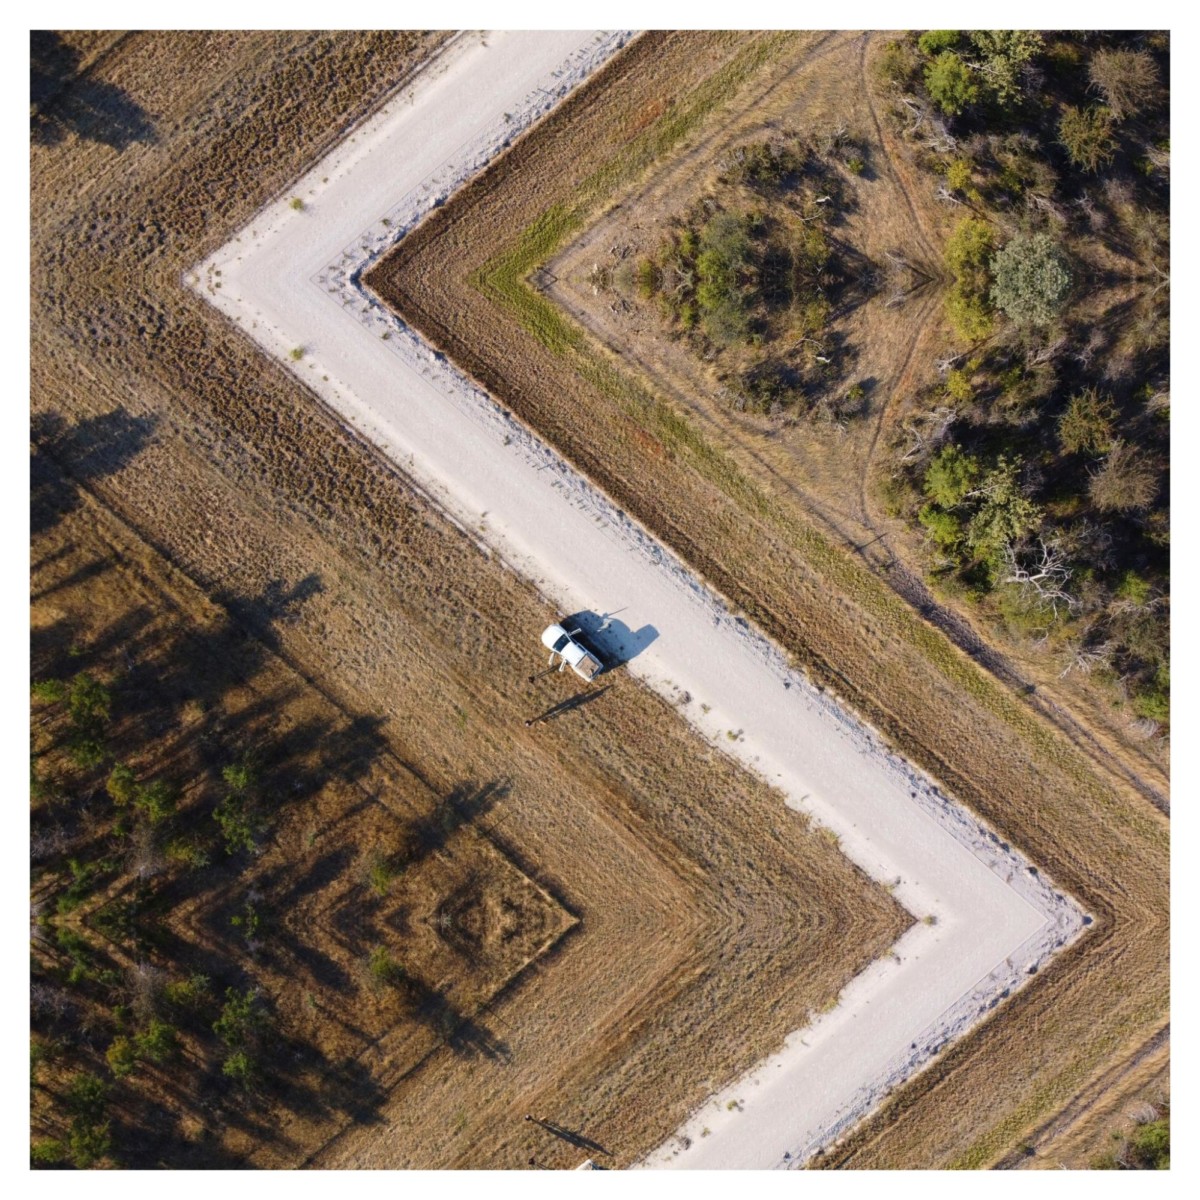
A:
562 610 658 667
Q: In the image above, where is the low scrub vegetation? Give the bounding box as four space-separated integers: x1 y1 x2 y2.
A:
877 30 1169 729
633 131 872 421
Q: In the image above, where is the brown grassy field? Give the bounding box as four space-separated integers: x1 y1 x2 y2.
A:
368 29 1168 1167
999 1027 1168 1169
30 31 906 1169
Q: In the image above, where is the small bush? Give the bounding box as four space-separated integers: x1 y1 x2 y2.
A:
1059 105 1117 172
945 369 973 403
918 30 960 56
288 346 304 361
134 1019 179 1065
105 1036 137 1078
106 764 137 807
1058 388 1116 455
164 972 210 1010
635 258 657 299
1089 441 1159 512
875 39 920 90
367 945 405 986
1089 48 1160 121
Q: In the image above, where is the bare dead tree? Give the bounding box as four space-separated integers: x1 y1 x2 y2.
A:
935 351 967 374
1059 638 1113 678
1027 337 1068 368
899 406 956 465
1001 538 1077 614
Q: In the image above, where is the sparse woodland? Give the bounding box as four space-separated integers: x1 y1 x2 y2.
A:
875 31 1169 729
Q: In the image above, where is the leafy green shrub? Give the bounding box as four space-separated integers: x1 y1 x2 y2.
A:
925 52 979 116
963 457 1041 570
164 972 211 1010
65 1071 108 1122
968 30 1044 106
1115 570 1152 607
636 258 657 299
214 755 263 854
367 945 406 986
31 1138 66 1166
222 1050 256 1086
918 30 960 56
990 234 1072 327
875 38 920 90
165 835 210 869
106 764 137 806
918 504 961 550
213 987 268 1050
945 369 973 403
105 1036 137 1078
134 1019 179 1065
945 218 995 278
31 679 67 704
67 1119 111 1168
134 779 177 825
944 218 996 342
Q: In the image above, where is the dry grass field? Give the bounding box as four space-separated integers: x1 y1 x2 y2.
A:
30 31 906 1169
369 30 1168 1167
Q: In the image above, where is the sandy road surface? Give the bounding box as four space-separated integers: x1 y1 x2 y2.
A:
193 30 1084 1168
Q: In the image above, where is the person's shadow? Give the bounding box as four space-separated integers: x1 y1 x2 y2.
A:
562 610 657 668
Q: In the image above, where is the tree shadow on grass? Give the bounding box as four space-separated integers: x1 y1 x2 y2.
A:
31 410 158 536
31 31 157 151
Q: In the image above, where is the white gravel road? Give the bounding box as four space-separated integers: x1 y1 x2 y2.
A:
191 30 1086 1169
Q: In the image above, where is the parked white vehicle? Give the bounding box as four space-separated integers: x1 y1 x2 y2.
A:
540 623 604 681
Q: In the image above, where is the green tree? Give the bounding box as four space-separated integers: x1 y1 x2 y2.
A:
213 987 268 1049
164 972 211 1010
695 212 753 346
1059 105 1117 172
367 945 406 986
925 51 979 115
221 1050 256 1087
67 1119 112 1169
990 234 1072 327
964 457 1042 570
968 30 1044 106
918 504 962 551
943 217 996 341
924 445 981 509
